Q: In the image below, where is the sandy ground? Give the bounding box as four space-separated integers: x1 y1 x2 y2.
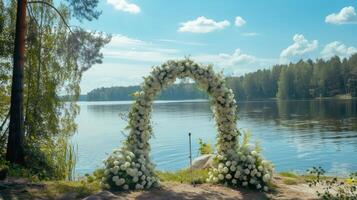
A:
84 178 319 200
0 177 320 200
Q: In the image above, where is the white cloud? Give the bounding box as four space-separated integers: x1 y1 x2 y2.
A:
321 41 357 59
280 34 318 63
102 34 180 62
325 6 357 24
242 32 260 37
235 16 246 27
178 16 230 33
107 0 141 14
193 49 276 75
81 34 182 93
108 34 147 47
157 39 206 46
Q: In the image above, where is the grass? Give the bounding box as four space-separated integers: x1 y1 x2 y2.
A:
38 180 101 199
156 169 209 184
279 171 306 185
279 171 299 179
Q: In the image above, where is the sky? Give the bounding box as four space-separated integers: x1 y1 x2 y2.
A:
76 0 357 94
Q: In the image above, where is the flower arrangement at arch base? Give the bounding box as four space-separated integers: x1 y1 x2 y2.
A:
206 133 274 192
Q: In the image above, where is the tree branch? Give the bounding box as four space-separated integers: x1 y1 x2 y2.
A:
27 0 74 35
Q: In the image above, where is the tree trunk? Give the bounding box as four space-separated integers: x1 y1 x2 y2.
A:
6 0 27 165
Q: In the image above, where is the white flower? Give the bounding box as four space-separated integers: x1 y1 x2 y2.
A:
241 155 246 161
141 175 146 180
230 166 236 172
263 186 269 192
225 161 231 167
232 179 237 184
242 181 248 186
244 169 250 175
263 174 271 182
124 162 131 168
135 184 142 190
123 184 129 190
256 172 261 177
225 174 232 179
234 171 241 178
258 166 263 171
218 174 224 180
256 184 262 189
112 176 119 182
133 176 139 183
223 167 229 174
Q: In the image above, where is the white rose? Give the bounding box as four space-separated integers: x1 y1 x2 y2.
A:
230 166 236 172
112 176 119 182
256 184 262 189
225 174 232 179
218 174 224 180
225 161 231 167
256 172 261 177
223 167 229 174
123 184 129 190
244 169 250 175
263 174 271 182
263 186 269 192
242 181 248 186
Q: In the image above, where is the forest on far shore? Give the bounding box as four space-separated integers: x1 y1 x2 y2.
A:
83 54 357 101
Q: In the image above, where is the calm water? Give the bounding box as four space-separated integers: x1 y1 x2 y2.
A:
73 99 357 176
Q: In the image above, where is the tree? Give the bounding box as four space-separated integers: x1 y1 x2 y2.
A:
6 0 27 164
3 0 109 173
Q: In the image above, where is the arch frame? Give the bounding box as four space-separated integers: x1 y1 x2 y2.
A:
101 59 273 191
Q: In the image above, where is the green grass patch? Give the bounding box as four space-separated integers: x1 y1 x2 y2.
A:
282 177 299 185
156 169 209 184
32 180 101 199
279 171 299 178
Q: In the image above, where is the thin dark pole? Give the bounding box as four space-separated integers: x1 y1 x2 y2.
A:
188 132 193 185
6 0 27 164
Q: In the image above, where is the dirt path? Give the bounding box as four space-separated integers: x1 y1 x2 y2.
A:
84 181 319 200
0 178 320 200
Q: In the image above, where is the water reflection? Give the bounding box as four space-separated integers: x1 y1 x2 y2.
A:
74 99 357 176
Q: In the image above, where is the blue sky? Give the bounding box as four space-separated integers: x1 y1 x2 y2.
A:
77 0 357 93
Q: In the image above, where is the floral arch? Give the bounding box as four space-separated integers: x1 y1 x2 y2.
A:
101 59 273 191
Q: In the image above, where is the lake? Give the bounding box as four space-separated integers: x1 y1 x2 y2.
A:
72 99 357 176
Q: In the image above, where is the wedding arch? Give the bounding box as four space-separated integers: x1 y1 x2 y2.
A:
101 59 273 191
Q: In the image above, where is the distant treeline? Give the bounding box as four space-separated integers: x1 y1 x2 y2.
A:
83 54 357 101
227 54 357 100
85 84 207 101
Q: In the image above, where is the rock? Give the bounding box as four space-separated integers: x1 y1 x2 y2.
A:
191 154 214 169
82 191 119 200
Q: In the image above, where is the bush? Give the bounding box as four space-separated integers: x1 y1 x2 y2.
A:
307 166 357 199
198 139 213 155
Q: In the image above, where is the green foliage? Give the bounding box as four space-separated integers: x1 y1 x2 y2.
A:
307 166 357 199
156 169 209 184
0 0 109 180
279 171 299 178
86 82 208 101
198 138 213 155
